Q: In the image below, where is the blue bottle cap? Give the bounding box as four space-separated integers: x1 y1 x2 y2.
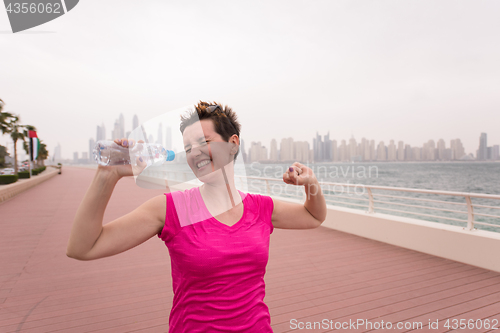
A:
166 150 175 161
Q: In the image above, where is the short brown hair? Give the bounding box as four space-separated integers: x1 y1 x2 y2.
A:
180 101 241 161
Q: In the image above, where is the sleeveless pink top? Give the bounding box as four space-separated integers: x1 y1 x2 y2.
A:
157 187 274 332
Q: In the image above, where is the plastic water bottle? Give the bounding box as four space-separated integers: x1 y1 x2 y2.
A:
93 140 175 167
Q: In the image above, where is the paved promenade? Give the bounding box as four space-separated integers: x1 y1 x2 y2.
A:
1 167 500 332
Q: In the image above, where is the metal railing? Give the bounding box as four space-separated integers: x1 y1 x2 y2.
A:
140 169 500 232
241 176 500 232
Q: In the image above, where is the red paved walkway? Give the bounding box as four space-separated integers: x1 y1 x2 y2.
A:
1 167 499 332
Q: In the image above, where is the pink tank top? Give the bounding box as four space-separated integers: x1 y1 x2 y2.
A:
157 187 274 332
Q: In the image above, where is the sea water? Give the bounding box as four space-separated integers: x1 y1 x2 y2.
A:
244 161 500 232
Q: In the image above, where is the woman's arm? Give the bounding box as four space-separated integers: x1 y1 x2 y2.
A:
271 162 327 229
66 139 165 261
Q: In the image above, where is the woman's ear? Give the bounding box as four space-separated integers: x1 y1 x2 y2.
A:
230 134 240 145
231 143 239 154
229 135 239 153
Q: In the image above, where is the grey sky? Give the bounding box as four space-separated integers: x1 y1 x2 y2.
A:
1 0 499 160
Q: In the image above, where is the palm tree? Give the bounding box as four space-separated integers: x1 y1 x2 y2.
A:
0 99 16 135
9 115 26 175
37 141 49 166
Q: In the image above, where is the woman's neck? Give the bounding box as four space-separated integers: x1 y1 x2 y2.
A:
199 167 242 214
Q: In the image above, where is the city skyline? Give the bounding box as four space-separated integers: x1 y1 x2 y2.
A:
4 108 497 164
244 134 490 163
62 112 498 164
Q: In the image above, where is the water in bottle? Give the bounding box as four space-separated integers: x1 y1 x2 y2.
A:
93 140 175 167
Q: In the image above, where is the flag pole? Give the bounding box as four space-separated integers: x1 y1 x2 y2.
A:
29 137 32 178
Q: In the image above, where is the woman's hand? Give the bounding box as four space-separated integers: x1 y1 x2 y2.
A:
97 138 147 179
283 162 318 186
272 162 326 228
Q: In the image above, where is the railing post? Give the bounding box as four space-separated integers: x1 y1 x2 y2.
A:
367 187 374 214
265 179 270 195
465 195 474 230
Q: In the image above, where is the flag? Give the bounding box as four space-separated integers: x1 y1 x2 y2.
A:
28 131 39 161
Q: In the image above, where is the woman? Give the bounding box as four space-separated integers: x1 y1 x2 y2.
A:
67 101 327 332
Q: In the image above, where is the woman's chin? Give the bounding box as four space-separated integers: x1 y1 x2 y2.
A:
196 168 224 183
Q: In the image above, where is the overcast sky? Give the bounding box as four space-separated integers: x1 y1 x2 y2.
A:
1 0 499 160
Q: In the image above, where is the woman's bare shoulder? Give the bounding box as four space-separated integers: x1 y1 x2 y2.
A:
139 194 167 228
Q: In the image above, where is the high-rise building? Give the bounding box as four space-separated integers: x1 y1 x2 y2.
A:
54 143 61 161
261 146 268 161
111 114 125 139
412 147 421 161
370 140 376 161
387 140 396 161
450 139 465 160
73 152 78 162
250 141 267 162
362 138 370 161
348 136 357 161
119 113 125 139
331 140 338 162
96 125 101 141
429 140 436 161
96 123 106 141
294 141 310 162
492 145 500 160
437 139 446 160
312 132 333 162
397 141 405 161
323 132 332 161
269 139 278 161
157 123 163 145
404 144 412 161
477 133 488 160
111 120 121 139
444 148 453 160
88 138 95 161
423 140 436 161
339 140 347 162
313 132 324 162
377 141 386 161
280 138 294 161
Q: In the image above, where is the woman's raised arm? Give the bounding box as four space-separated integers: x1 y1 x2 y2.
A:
66 139 165 261
271 162 327 229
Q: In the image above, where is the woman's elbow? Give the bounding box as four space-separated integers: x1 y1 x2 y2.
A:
66 250 83 260
66 248 91 261
312 220 323 228
313 214 326 228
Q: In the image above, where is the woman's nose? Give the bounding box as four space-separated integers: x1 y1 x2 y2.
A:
191 145 202 156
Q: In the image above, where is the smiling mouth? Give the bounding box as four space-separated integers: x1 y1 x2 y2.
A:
197 159 212 169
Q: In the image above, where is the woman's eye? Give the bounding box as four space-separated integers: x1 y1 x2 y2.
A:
185 149 191 154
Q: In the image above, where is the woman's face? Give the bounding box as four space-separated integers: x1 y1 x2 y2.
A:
183 119 238 181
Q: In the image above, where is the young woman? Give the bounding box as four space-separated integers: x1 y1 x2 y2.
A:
67 101 327 332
